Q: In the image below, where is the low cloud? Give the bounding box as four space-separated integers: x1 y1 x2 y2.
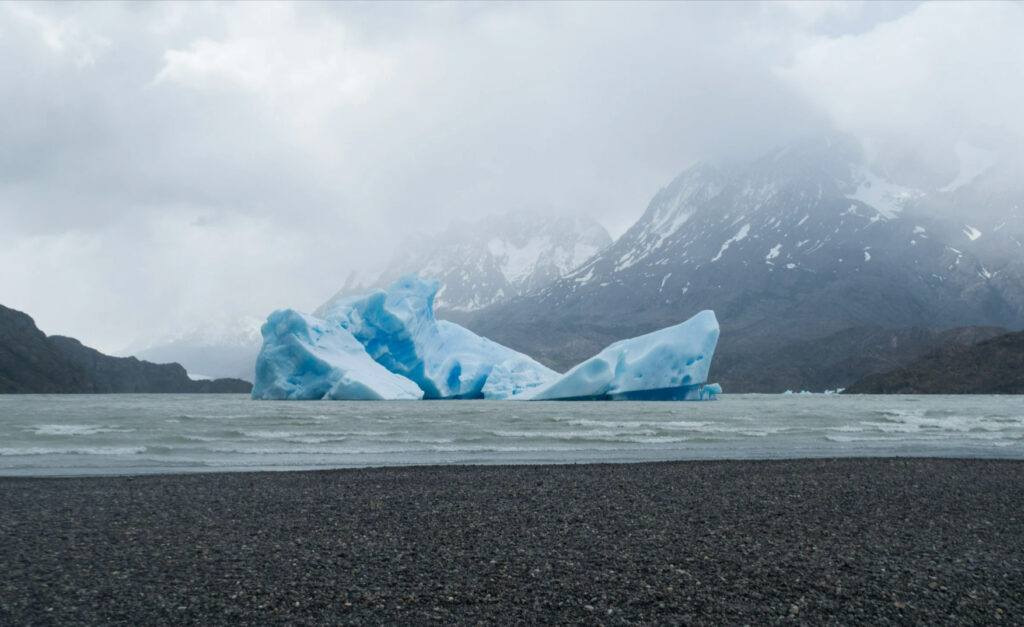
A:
0 1 1019 351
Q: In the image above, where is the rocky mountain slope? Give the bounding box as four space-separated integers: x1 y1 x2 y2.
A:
456 136 1024 391
0 304 251 394
844 329 1024 394
714 325 1007 393
0 305 96 393
317 212 611 315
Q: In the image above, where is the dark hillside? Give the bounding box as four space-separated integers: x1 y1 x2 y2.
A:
0 304 251 394
845 329 1024 394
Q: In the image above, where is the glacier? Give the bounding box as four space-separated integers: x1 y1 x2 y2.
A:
522 311 720 401
252 275 721 401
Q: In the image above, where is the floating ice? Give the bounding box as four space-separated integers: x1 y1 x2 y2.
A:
523 310 720 401
251 309 423 400
321 275 558 399
254 276 720 401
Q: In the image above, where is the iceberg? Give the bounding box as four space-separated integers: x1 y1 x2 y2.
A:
322 275 558 399
522 311 720 401
251 309 423 400
252 275 721 401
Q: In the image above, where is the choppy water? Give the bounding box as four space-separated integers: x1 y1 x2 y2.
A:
0 394 1021 476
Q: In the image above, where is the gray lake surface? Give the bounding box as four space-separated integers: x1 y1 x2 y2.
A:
0 394 1021 476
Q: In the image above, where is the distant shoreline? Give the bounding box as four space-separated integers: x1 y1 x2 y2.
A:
3 458 1022 624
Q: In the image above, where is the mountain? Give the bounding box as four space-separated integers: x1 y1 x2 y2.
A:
132 315 263 382
0 304 251 394
455 136 1024 391
714 324 1007 393
50 337 252 394
316 211 612 315
0 305 96 393
844 329 1024 394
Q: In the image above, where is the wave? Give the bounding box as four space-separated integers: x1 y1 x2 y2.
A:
0 446 146 456
29 424 135 436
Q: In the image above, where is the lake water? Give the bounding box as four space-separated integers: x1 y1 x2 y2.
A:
0 394 1021 476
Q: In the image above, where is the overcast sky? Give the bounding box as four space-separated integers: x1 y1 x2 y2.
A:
1 1 1023 353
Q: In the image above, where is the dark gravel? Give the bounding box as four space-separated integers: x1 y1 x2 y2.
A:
2 458 1023 625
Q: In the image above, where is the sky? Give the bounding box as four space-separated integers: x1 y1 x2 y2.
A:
1 0 1023 353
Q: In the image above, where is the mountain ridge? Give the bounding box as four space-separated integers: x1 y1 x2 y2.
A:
454 136 1024 390
0 304 251 394
316 211 612 315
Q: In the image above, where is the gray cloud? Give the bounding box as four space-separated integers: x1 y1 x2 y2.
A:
0 1 1019 352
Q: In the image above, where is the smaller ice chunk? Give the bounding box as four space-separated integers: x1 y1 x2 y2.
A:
701 383 722 399
251 309 423 400
525 310 720 401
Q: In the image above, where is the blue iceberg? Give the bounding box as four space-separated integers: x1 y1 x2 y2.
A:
253 275 558 400
522 310 720 401
251 309 423 400
252 275 721 401
322 275 558 399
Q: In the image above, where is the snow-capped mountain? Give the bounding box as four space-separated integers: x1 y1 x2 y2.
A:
316 211 611 315
461 135 1024 389
130 315 264 381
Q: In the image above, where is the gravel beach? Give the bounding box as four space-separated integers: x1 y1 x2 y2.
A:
2 458 1022 625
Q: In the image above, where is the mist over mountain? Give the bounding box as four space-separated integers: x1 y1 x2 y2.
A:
130 212 610 380
316 212 612 315
124 133 1023 391
4 2 1023 362
452 135 1024 391
130 316 264 382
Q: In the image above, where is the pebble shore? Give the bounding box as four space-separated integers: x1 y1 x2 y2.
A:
2 458 1022 624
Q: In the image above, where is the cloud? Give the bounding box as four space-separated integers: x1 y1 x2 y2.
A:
781 2 1024 147
154 4 392 137
0 1 1020 352
2 2 111 67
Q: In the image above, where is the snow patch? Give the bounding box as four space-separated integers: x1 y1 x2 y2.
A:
847 166 923 219
963 225 982 241
710 224 750 262
574 268 595 284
